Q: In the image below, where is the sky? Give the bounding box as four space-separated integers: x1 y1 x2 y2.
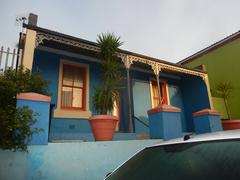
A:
0 0 240 63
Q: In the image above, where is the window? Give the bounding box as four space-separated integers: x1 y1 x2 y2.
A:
61 64 86 110
54 60 91 119
150 80 168 107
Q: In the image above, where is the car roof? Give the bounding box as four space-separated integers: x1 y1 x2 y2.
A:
149 130 240 148
105 130 240 179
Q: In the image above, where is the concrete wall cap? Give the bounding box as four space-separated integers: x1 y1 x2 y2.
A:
193 108 220 117
17 92 51 103
147 104 181 115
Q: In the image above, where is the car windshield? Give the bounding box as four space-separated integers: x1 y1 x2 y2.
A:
106 139 240 180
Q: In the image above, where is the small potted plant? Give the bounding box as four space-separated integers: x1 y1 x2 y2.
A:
89 33 122 141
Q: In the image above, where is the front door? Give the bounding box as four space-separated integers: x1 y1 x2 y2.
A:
132 80 151 133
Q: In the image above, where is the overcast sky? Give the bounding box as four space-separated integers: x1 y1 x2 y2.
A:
0 0 240 62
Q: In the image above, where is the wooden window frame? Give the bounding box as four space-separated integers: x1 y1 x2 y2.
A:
160 81 168 105
54 60 91 119
150 79 169 107
61 64 86 110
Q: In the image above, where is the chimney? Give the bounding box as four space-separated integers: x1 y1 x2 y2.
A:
28 13 38 26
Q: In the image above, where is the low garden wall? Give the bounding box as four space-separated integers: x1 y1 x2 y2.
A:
0 140 162 180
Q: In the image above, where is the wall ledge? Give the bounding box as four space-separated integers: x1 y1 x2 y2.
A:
54 108 92 119
193 108 220 118
17 92 51 103
147 104 181 115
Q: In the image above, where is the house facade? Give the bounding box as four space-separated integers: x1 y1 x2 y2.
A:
20 22 214 141
178 31 240 120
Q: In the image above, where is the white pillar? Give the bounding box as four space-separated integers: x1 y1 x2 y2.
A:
151 64 162 105
22 29 36 70
203 74 214 109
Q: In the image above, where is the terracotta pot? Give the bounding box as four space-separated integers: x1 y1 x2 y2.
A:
221 120 240 130
89 115 118 141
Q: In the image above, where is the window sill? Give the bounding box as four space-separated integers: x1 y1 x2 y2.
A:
53 108 92 119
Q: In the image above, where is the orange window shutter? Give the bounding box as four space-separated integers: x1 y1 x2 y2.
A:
160 82 168 104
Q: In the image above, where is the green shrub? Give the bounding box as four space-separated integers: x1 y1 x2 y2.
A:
0 66 49 151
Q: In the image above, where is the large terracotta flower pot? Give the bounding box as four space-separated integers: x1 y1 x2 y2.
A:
221 120 240 130
89 115 118 141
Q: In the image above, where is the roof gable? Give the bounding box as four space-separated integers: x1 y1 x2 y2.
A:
178 30 240 65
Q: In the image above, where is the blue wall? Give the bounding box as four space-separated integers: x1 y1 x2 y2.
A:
168 84 187 132
130 70 186 133
180 75 210 132
17 99 50 145
0 140 162 180
32 49 188 136
148 111 182 140
33 50 102 135
193 114 222 134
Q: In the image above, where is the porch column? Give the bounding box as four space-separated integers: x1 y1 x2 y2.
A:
203 74 214 109
152 64 162 105
122 55 134 132
22 29 37 70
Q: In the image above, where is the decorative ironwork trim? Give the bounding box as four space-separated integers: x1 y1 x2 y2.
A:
35 32 206 78
35 32 99 52
120 54 206 78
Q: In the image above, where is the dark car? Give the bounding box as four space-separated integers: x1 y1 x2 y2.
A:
105 130 240 180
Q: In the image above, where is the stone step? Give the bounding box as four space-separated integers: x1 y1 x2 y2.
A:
136 133 150 140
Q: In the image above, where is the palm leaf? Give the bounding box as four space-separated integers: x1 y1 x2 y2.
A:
93 33 123 114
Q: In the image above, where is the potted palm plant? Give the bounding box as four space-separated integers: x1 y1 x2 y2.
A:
89 33 123 141
214 81 240 130
215 81 232 120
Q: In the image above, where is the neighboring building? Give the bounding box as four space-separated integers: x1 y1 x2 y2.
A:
20 22 213 141
178 31 240 120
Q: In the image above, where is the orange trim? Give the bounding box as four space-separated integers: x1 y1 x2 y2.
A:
192 109 220 117
147 104 181 115
151 80 168 106
17 92 51 103
160 81 168 104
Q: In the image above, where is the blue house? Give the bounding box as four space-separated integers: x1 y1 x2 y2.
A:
19 20 220 142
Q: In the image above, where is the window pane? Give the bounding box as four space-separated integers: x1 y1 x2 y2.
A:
160 82 168 104
62 87 72 107
63 66 73 86
73 68 84 87
72 88 82 108
154 99 159 107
